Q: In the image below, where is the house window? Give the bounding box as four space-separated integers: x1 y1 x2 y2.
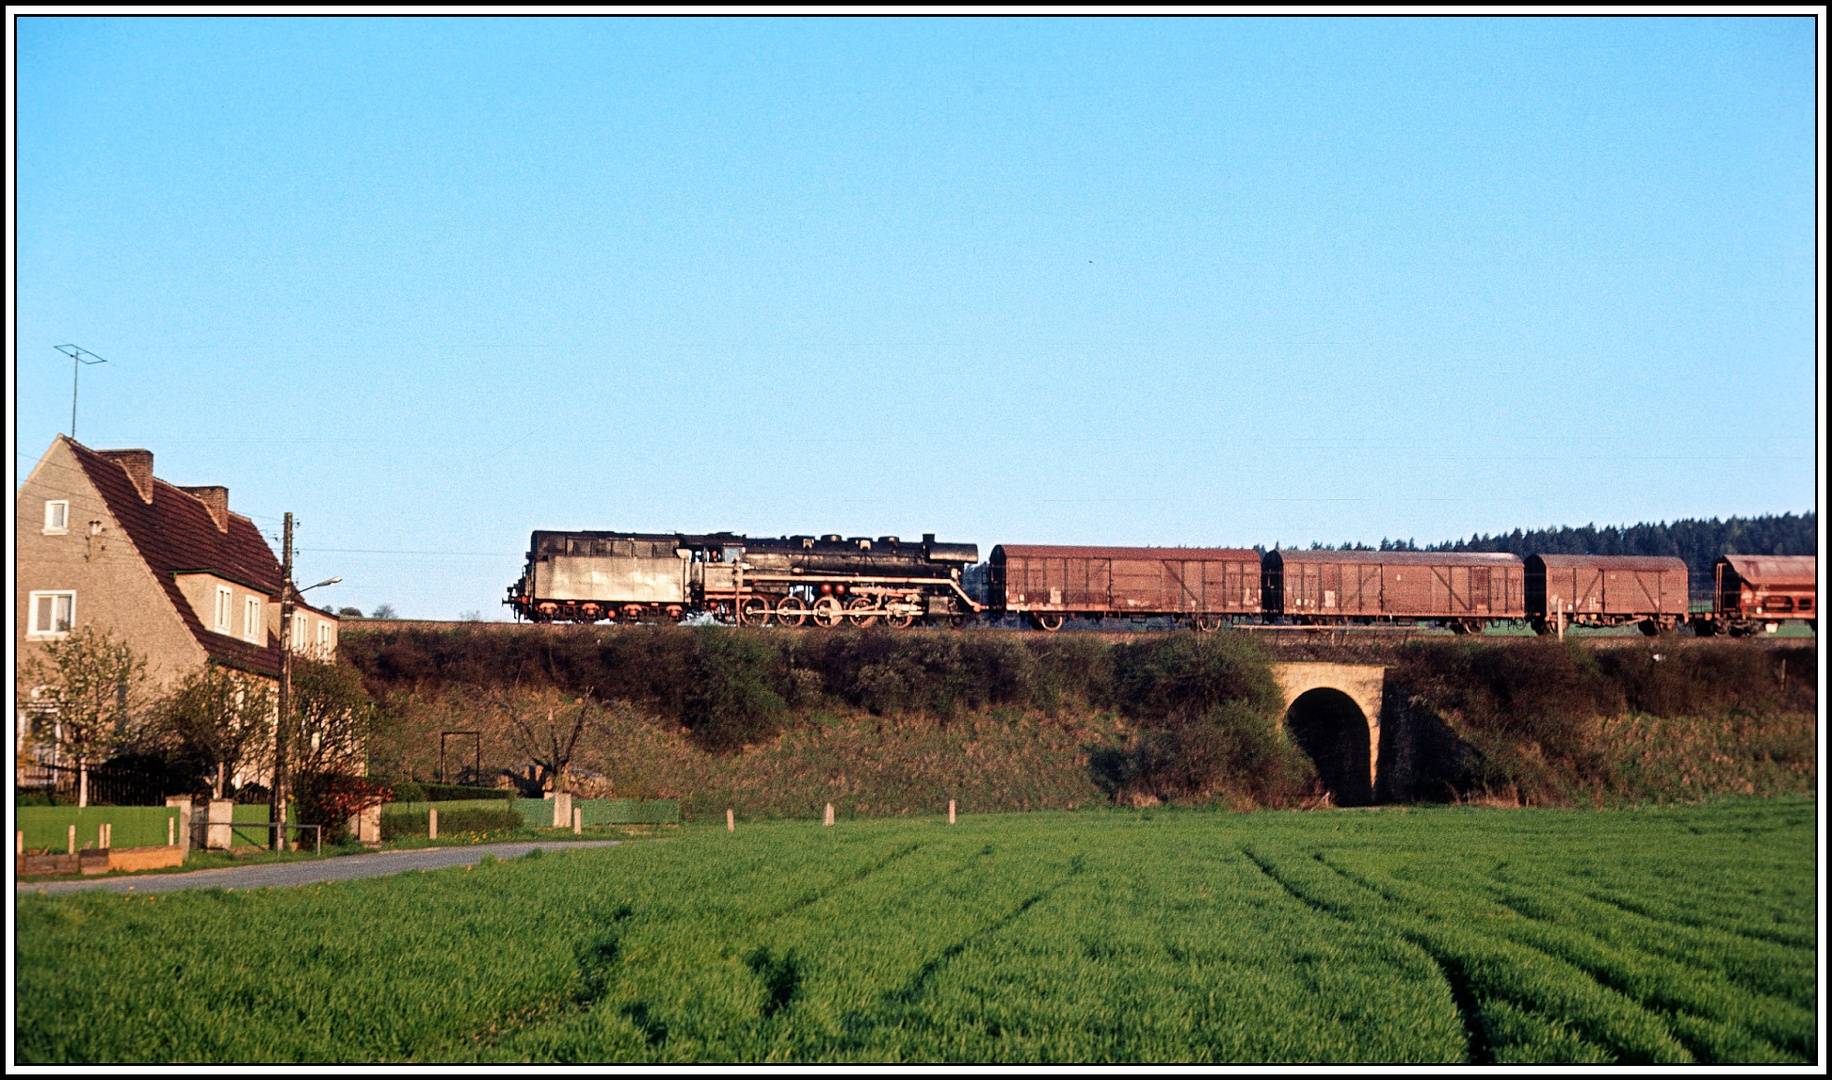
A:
291 613 307 650
317 620 333 653
43 501 69 534
28 592 76 637
244 595 265 643
215 586 235 633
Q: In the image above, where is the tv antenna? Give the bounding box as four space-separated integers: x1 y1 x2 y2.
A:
54 344 108 440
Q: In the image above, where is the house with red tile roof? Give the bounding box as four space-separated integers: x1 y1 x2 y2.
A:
15 436 339 786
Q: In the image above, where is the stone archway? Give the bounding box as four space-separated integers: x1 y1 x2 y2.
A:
1285 688 1373 805
1269 662 1386 804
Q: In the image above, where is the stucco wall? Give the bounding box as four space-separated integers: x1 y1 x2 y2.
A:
14 439 208 692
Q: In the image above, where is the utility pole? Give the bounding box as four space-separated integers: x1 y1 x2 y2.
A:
272 512 294 851
55 345 107 440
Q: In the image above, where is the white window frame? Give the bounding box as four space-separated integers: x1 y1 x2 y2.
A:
317 620 333 654
244 594 265 643
291 612 308 650
215 585 235 634
43 500 69 534
28 591 76 638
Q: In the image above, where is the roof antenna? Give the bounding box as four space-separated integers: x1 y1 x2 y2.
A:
54 344 108 440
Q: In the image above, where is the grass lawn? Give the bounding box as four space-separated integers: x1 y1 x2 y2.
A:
14 797 1815 1063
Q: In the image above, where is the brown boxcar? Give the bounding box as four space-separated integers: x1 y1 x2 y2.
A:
1262 549 1525 631
989 544 1260 630
1525 555 1690 635
1706 554 1817 636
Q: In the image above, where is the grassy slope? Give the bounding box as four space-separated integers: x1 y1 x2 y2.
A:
15 798 1815 1064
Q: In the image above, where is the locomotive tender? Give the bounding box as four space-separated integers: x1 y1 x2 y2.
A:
509 529 1814 637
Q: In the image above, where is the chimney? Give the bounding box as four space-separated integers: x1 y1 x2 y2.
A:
99 449 155 503
181 486 230 532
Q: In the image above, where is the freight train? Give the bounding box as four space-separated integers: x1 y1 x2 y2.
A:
507 530 1815 637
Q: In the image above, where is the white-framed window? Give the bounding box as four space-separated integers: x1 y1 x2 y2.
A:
215 585 235 633
43 500 70 534
317 620 333 653
244 595 264 643
291 612 307 650
28 592 75 637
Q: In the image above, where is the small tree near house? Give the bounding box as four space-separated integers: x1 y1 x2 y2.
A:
152 663 275 800
16 626 152 807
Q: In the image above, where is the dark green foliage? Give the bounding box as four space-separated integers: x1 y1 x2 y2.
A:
1100 633 1314 804
1110 632 1282 722
1593 645 1783 719
682 629 787 752
792 630 1041 719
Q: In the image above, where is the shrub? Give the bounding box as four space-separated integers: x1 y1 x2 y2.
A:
683 629 787 752
1096 633 1311 805
293 773 393 830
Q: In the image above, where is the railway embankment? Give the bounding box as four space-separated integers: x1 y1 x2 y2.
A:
340 625 1815 819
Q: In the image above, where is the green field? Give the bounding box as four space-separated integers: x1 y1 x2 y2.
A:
15 798 1816 1063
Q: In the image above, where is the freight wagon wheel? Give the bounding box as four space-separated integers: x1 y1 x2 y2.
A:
1035 613 1065 632
1194 614 1223 633
812 596 845 628
846 597 880 627
775 596 809 628
1637 619 1661 638
739 597 772 627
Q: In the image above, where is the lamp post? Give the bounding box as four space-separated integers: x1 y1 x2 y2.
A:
270 509 341 851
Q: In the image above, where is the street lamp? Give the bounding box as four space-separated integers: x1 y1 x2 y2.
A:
271 511 343 852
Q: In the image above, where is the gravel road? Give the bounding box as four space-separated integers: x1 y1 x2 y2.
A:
16 840 629 897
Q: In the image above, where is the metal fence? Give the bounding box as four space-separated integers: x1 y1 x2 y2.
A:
16 761 174 807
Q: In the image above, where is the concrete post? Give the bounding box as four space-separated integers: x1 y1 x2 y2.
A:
824 803 835 826
67 825 76 855
572 807 582 834
429 807 438 841
551 792 573 829
726 808 735 832
16 831 22 856
949 799 956 824
207 799 234 850
166 797 193 855
358 804 381 844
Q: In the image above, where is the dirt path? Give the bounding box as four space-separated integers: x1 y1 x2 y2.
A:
16 839 629 897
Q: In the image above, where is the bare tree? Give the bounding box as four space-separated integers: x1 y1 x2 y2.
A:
154 664 276 800
487 686 603 796
16 626 151 807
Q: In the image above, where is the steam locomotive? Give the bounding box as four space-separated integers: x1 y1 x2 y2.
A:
507 530 980 627
507 529 1815 637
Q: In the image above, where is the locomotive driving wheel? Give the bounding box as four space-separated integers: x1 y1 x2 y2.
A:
811 596 845 628
846 596 879 627
884 603 916 629
739 597 772 627
775 596 809 628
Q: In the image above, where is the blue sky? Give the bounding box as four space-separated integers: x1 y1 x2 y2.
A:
13 16 1819 619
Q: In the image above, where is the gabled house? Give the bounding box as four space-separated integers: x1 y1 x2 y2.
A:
15 436 339 786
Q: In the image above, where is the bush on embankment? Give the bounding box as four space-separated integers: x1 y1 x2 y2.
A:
340 626 1814 814
1388 640 1816 805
